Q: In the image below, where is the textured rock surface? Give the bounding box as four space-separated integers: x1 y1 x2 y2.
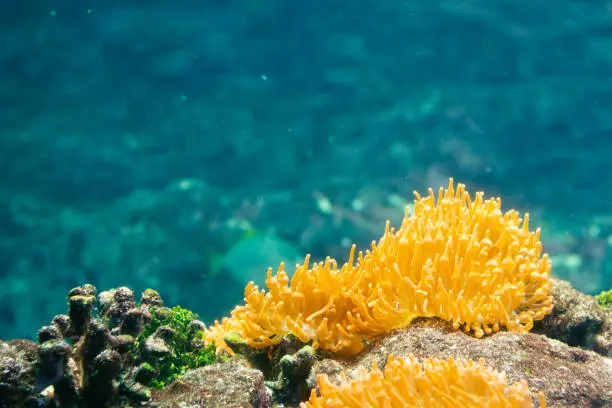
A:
0 340 38 407
151 359 271 408
308 321 612 408
534 278 612 357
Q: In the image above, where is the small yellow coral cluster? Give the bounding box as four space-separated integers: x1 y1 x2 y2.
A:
205 179 553 355
300 354 545 408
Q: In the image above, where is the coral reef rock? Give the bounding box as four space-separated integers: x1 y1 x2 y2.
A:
0 340 38 407
309 321 612 408
151 359 271 408
534 277 612 357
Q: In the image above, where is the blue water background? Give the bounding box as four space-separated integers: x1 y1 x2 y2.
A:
1 0 612 339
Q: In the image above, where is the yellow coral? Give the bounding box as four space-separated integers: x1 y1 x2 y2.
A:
205 251 367 354
346 179 553 338
300 354 545 408
205 179 553 355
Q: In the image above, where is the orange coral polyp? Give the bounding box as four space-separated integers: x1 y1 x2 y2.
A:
300 354 544 408
204 178 553 355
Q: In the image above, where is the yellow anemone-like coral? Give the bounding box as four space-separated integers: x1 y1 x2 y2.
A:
347 179 553 338
205 251 367 354
205 179 553 355
300 354 545 408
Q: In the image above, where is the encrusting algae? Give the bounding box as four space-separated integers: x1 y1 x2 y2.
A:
300 354 545 408
205 179 554 355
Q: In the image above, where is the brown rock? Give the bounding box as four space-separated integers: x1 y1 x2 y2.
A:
309 322 612 408
0 339 38 407
534 277 612 357
151 359 271 408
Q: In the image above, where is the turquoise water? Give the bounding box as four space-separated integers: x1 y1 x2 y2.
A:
1 0 611 340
